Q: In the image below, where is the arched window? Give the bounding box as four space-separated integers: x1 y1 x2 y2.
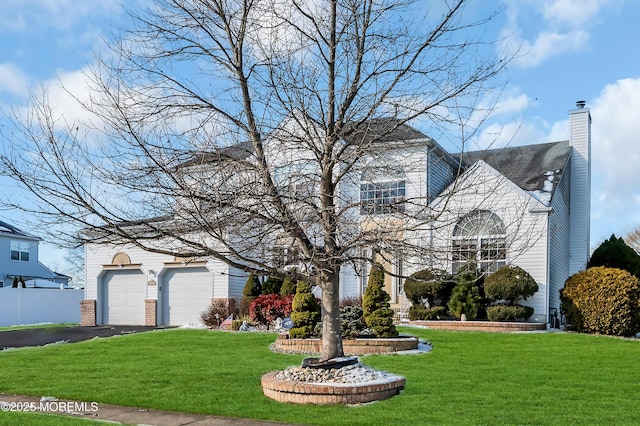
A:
452 210 506 274
360 160 406 214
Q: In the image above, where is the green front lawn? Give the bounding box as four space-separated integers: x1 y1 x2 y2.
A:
0 327 638 425
0 323 79 332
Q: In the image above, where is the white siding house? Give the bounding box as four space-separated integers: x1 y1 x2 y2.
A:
81 103 591 326
84 243 247 326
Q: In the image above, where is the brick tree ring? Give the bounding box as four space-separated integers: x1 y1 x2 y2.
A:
261 359 406 405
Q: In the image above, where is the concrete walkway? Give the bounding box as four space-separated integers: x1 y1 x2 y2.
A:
1 394 301 426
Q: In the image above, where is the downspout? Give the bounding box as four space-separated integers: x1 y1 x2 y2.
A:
544 211 551 327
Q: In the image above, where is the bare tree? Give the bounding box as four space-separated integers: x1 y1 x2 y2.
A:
624 228 640 255
0 0 513 360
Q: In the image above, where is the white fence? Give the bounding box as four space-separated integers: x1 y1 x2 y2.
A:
0 287 83 326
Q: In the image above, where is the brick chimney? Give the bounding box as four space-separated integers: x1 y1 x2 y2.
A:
568 100 591 274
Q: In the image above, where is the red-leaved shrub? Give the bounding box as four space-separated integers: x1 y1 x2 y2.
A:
249 294 293 326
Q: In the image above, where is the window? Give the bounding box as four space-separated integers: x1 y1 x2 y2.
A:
10 240 30 262
452 210 506 274
360 160 406 214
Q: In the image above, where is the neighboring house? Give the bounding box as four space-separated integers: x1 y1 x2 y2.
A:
82 102 590 326
0 219 70 288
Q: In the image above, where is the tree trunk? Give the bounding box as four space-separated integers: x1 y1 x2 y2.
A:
320 268 344 361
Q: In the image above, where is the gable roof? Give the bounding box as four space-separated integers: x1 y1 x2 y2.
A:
0 219 38 239
342 117 429 144
454 141 572 199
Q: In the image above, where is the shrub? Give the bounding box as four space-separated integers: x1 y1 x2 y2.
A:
448 282 480 319
484 265 539 304
248 294 293 327
362 265 398 337
200 300 231 328
243 274 262 297
403 269 454 306
588 234 640 278
408 305 447 320
239 296 253 316
448 268 481 319
561 266 640 337
340 305 366 338
262 276 284 295
279 277 297 296
289 281 321 338
486 305 534 322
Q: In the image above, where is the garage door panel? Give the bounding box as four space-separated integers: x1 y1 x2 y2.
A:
162 268 213 326
102 270 146 325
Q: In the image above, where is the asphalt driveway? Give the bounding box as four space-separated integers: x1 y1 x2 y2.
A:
0 325 167 350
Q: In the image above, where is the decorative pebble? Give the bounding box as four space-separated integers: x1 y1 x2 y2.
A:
273 363 393 384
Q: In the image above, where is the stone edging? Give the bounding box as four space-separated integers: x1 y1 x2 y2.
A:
273 335 419 355
261 372 406 404
407 320 547 332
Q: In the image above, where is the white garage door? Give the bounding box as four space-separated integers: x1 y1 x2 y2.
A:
102 270 147 325
161 268 213 326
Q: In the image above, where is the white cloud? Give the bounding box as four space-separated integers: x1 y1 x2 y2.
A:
474 121 545 151
0 0 121 32
0 63 29 97
541 0 624 27
560 77 640 242
590 78 640 194
500 0 624 69
512 30 590 68
42 68 99 127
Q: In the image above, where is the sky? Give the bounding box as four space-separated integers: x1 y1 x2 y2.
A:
0 0 639 272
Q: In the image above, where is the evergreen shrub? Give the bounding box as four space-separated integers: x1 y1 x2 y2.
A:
448 267 481 319
279 277 297 296
262 276 283 295
408 305 447 320
362 265 398 337
561 266 640 337
588 234 640 278
403 269 454 306
241 274 262 315
340 305 366 338
289 281 321 338
484 265 538 304
486 305 534 322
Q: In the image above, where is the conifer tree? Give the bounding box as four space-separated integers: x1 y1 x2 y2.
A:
289 281 321 338
362 265 398 337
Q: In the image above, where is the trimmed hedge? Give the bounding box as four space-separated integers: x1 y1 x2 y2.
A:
561 266 640 337
403 269 454 306
486 305 534 322
408 305 447 320
484 265 538 304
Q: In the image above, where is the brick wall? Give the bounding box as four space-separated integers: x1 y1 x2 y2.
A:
80 299 96 326
409 320 547 332
274 335 418 355
144 300 157 326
